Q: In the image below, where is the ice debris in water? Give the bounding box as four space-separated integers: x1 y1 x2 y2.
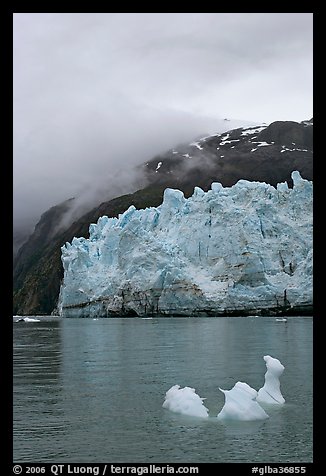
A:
163 355 285 421
162 385 209 418
217 382 269 421
257 355 285 404
15 317 41 322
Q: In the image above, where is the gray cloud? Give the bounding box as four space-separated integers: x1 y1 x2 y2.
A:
13 13 313 234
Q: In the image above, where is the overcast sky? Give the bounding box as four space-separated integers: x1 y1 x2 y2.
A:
13 13 313 232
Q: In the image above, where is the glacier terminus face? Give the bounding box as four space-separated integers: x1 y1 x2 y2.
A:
59 171 312 317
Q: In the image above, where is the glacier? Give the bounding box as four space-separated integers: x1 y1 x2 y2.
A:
59 171 312 317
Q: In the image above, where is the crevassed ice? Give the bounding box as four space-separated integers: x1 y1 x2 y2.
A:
59 171 312 317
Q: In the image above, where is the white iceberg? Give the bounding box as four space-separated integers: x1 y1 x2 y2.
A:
257 355 285 404
217 381 269 421
15 317 41 322
162 385 209 418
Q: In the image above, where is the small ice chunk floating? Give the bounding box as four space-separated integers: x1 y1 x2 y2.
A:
162 385 209 418
257 355 285 404
217 382 269 421
15 317 41 322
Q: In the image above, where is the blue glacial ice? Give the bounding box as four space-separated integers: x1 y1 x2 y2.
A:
59 171 312 317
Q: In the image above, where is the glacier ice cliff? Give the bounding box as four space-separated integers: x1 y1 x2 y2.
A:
59 171 312 317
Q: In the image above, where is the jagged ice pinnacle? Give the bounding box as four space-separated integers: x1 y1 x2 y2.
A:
257 355 285 404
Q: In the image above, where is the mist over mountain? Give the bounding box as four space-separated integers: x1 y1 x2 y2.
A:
13 116 254 259
14 13 312 255
13 119 313 315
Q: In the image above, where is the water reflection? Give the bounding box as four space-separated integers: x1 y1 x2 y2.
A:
13 319 65 460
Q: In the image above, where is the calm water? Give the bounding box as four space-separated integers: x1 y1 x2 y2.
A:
13 316 313 463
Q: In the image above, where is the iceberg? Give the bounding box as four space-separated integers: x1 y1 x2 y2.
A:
59 171 312 317
217 382 269 421
257 355 285 404
15 317 41 322
162 385 209 418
